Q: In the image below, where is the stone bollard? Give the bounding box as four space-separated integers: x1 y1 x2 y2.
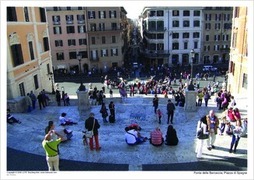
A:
184 91 197 111
76 89 90 113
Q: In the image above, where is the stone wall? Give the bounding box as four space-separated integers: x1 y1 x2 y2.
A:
7 96 26 113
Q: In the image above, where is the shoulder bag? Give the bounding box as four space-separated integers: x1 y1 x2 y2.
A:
85 119 95 138
197 121 209 140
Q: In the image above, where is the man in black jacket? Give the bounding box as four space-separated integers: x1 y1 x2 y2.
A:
167 99 176 124
85 113 101 151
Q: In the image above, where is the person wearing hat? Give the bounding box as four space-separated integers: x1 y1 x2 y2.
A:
42 130 63 171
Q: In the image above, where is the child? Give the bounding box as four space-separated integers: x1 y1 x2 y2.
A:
157 109 163 124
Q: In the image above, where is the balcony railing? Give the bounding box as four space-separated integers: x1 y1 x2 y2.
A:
87 27 123 33
142 50 170 58
89 57 99 61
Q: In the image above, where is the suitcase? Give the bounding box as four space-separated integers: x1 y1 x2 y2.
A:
109 115 115 123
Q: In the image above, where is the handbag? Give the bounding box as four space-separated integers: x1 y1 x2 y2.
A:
197 122 209 140
85 119 95 138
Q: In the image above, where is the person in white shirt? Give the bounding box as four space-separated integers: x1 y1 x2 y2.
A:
59 112 77 126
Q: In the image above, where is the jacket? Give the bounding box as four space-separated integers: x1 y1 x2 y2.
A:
85 117 100 136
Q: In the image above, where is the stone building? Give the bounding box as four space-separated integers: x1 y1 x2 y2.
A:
227 7 248 95
7 7 53 112
46 7 128 75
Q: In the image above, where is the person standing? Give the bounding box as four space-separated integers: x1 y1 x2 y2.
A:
156 109 163 124
29 91 37 110
167 99 176 124
204 91 210 107
153 94 159 114
37 92 45 110
42 130 63 171
195 116 209 158
100 103 108 123
108 101 115 123
206 110 219 150
25 93 32 112
229 119 243 153
55 90 61 106
85 113 101 151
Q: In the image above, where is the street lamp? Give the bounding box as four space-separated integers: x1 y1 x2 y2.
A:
48 72 55 94
190 49 195 80
77 53 82 74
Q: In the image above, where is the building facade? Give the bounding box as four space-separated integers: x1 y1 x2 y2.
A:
227 7 248 95
140 7 233 68
7 7 53 101
201 7 232 64
46 7 128 75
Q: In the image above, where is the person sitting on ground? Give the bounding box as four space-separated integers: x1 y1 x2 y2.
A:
7 109 21 124
125 126 147 145
150 127 164 146
45 121 73 141
127 123 142 131
59 112 77 126
165 124 179 146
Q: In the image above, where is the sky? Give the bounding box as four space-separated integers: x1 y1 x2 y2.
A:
123 5 145 20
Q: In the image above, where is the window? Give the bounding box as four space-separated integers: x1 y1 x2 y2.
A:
77 14 85 24
183 10 190 16
56 52 64 60
229 61 235 75
206 35 209 41
193 20 200 27
33 75 39 89
183 33 189 38
148 21 156 31
242 73 247 89
109 10 117 18
184 42 188 49
157 43 164 50
111 23 117 30
112 36 116 43
7 7 17 21
99 11 106 19
215 14 221 21
101 49 108 57
157 33 164 39
19 83 25 96
52 15 60 25
11 44 24 67
79 39 87 45
55 40 63 47
215 23 221 30
157 10 164 16
214 35 220 41
205 23 211 30
232 32 237 48
172 20 179 27
149 11 156 17
68 39 76 46
66 15 73 24
91 37 96 44
99 23 105 31
28 41 35 60
90 23 96 31
24 7 29 22
39 8 46 22
193 32 199 38
66 26 75 33
102 36 106 44
183 20 189 27
47 63 50 74
172 10 179 16
157 21 164 31
90 50 98 60
67 7 71 10
194 41 198 49
214 44 220 51
43 37 49 51
78 25 86 33
194 10 200 16
172 42 179 50
69 52 77 59
79 51 88 58
172 33 179 39
88 11 95 19
53 27 62 34
111 48 118 56
78 7 83 10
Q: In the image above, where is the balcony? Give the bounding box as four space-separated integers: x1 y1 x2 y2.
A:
142 50 170 58
87 27 123 34
77 20 85 24
145 28 166 33
89 57 99 61
53 21 60 25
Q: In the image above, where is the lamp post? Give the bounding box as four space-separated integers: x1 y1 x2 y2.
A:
77 53 82 74
190 49 195 80
48 72 55 94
